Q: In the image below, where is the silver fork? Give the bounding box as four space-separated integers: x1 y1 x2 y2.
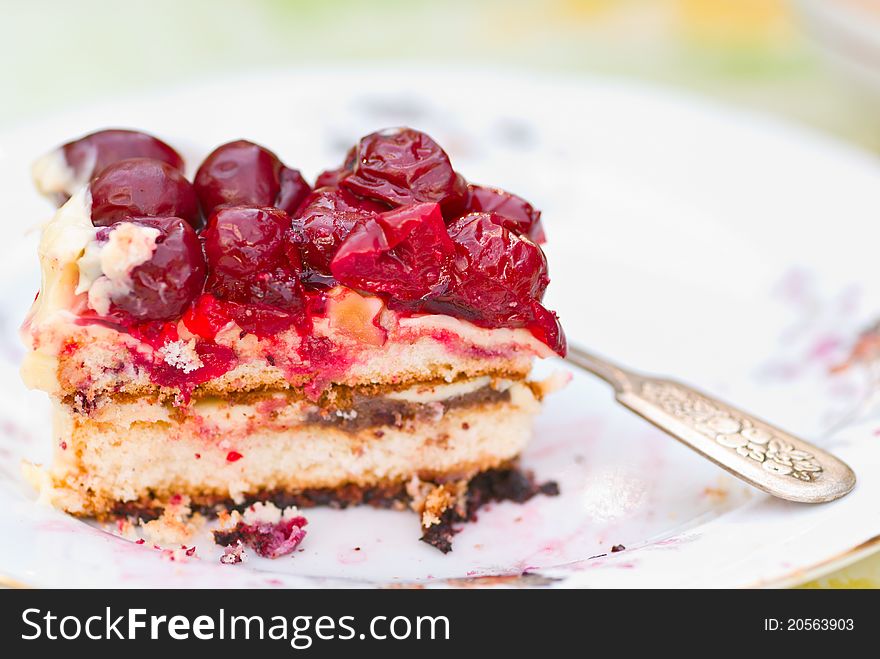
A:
566 344 856 503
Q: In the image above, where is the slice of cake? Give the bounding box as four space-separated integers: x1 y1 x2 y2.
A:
21 127 565 551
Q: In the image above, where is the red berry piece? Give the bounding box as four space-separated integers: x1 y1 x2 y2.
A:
314 146 356 188
182 294 234 340
64 129 183 178
145 340 237 391
103 217 206 323
276 167 312 217
330 202 453 300
90 158 201 229
202 206 304 314
424 212 549 323
465 184 545 243
294 187 387 273
37 129 185 205
526 300 567 356
194 140 311 217
339 128 467 215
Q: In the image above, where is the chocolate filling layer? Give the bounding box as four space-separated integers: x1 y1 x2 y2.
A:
305 384 511 431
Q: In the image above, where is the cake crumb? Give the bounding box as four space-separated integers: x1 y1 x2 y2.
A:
407 477 467 529
533 370 572 399
220 541 247 565
139 495 203 545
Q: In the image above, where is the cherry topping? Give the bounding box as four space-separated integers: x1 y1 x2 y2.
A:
293 187 388 274
314 147 356 188
339 128 467 215
276 167 312 217
54 129 184 203
90 158 201 229
202 206 304 315
52 128 563 352
144 340 237 392
526 300 567 356
331 202 453 300
465 184 545 243
421 212 553 333
105 217 206 323
182 294 233 340
194 140 311 217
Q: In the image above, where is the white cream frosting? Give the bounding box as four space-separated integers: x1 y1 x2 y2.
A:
385 375 502 403
31 148 86 201
398 312 556 358
25 188 96 330
78 222 160 315
19 189 157 391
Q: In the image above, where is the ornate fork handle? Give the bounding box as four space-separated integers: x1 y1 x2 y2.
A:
567 345 856 503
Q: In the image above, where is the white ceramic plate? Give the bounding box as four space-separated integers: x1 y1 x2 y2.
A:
1 69 879 588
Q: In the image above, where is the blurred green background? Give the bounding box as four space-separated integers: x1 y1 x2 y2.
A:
3 0 879 587
5 0 880 148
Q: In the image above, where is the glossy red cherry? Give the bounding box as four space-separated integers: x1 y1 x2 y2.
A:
293 187 388 273
90 158 201 229
63 129 184 177
465 184 545 243
202 206 304 313
339 128 467 215
422 212 549 323
314 147 356 189
277 167 312 217
194 140 311 217
36 130 184 207
526 300 567 356
330 202 453 300
104 217 206 323
46 129 185 206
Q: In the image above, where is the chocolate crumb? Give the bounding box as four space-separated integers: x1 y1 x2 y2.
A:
109 467 559 555
420 467 560 553
611 544 625 553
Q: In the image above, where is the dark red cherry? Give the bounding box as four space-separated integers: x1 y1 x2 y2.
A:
105 217 206 323
330 202 453 300
527 300 567 356
46 129 184 206
465 184 545 243
339 128 467 215
277 167 312 217
202 206 303 312
423 212 563 353
294 187 388 273
422 212 549 324
194 140 311 217
314 147 356 188
90 158 201 229
63 129 183 178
